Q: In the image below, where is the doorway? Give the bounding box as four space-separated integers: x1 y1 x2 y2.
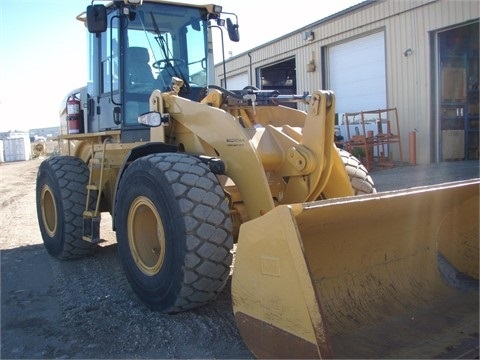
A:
259 58 297 108
437 21 479 161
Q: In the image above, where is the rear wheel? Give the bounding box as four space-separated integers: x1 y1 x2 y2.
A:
339 148 376 194
115 153 233 313
36 156 97 259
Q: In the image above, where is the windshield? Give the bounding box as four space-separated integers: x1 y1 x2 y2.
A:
125 3 208 93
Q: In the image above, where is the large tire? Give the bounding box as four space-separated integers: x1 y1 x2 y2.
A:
36 156 97 259
115 153 233 313
339 148 377 195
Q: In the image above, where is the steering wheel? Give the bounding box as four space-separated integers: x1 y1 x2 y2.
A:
154 59 191 94
152 58 186 70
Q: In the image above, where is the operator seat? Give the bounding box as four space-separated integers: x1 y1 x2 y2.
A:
125 47 155 125
126 47 154 89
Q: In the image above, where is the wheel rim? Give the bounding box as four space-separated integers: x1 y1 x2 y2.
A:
128 196 166 276
41 184 57 237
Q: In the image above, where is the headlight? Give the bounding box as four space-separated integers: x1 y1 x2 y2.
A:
125 0 143 5
138 112 161 127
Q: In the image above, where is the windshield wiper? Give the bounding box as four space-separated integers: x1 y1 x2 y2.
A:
150 13 190 93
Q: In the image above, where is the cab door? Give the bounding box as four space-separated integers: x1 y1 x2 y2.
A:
97 11 121 131
86 9 121 132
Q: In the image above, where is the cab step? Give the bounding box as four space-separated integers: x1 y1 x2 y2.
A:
82 215 102 244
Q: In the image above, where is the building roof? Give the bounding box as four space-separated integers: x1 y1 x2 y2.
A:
224 0 376 62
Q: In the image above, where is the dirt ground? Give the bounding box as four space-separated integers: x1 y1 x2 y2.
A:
0 158 253 359
1 154 478 359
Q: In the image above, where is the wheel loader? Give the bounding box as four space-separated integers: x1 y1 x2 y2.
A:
36 1 479 358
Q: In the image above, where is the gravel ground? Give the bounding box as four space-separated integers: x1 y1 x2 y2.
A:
1 156 478 359
371 159 479 192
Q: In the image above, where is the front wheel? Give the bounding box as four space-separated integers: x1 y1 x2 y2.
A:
115 153 233 313
339 148 376 195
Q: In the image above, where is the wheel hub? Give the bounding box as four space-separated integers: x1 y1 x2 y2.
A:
128 196 166 276
41 185 57 237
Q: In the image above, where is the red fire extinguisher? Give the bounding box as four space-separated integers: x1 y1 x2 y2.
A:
66 95 82 134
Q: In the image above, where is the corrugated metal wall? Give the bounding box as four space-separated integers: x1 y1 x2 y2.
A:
216 0 479 164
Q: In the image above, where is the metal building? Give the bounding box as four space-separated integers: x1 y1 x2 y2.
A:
215 0 479 164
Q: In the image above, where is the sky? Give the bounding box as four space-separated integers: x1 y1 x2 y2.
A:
0 0 363 132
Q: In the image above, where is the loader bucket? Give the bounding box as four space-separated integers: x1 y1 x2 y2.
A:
232 179 479 359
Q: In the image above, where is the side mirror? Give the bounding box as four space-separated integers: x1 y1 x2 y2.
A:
226 18 239 42
86 5 107 34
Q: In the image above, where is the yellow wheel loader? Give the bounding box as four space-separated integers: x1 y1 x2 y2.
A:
36 1 479 358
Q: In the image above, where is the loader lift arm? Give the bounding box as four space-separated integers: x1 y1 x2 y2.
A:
148 88 354 220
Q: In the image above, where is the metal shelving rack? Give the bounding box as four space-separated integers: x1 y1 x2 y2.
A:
345 108 403 170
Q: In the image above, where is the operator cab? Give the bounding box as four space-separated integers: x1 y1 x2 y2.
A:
82 0 238 141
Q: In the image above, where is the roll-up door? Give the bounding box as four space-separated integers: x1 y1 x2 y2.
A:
222 72 248 90
328 31 386 113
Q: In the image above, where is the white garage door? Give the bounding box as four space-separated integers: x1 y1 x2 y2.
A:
328 31 386 114
222 72 248 90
